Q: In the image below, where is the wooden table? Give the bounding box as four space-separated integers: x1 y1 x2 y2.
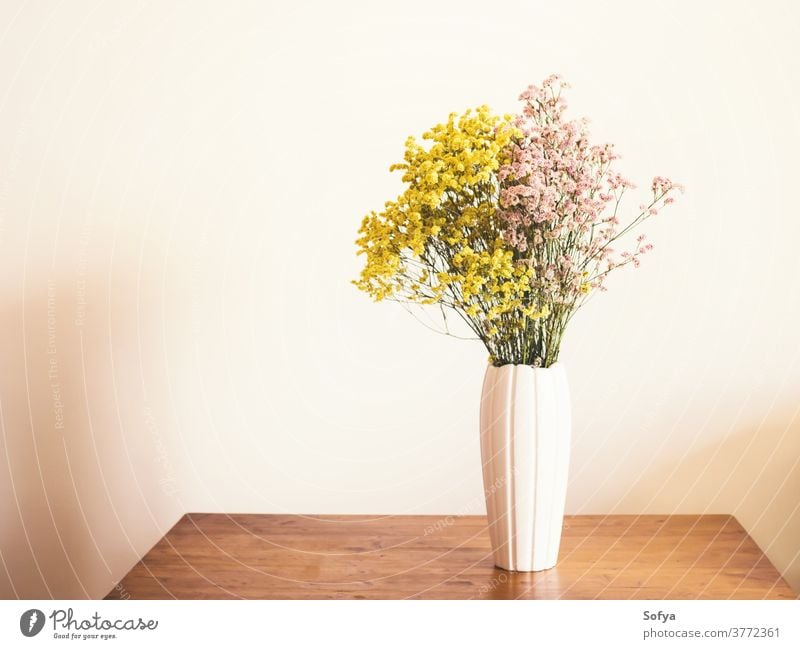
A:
106 514 795 599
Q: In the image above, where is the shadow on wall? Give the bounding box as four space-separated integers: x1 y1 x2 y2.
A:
0 274 183 599
592 405 800 594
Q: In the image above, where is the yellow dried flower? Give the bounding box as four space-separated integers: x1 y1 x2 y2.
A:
354 106 545 354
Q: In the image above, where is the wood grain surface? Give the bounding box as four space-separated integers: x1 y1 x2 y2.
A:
106 514 795 600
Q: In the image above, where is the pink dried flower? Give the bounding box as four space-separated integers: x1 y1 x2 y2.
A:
489 75 680 364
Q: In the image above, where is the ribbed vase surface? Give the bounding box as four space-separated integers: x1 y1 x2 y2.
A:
479 362 571 571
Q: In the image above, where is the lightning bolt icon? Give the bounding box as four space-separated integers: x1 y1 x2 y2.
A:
28 612 37 632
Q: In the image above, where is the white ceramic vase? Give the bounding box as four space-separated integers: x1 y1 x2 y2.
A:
479 362 571 571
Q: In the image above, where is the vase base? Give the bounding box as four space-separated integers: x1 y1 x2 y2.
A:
493 561 557 573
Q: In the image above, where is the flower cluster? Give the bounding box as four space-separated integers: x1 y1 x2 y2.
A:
354 107 549 358
354 77 681 366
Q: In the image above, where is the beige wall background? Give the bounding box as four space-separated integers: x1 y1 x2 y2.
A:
1 0 799 599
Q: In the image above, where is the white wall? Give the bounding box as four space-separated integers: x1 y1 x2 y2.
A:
1 0 799 598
